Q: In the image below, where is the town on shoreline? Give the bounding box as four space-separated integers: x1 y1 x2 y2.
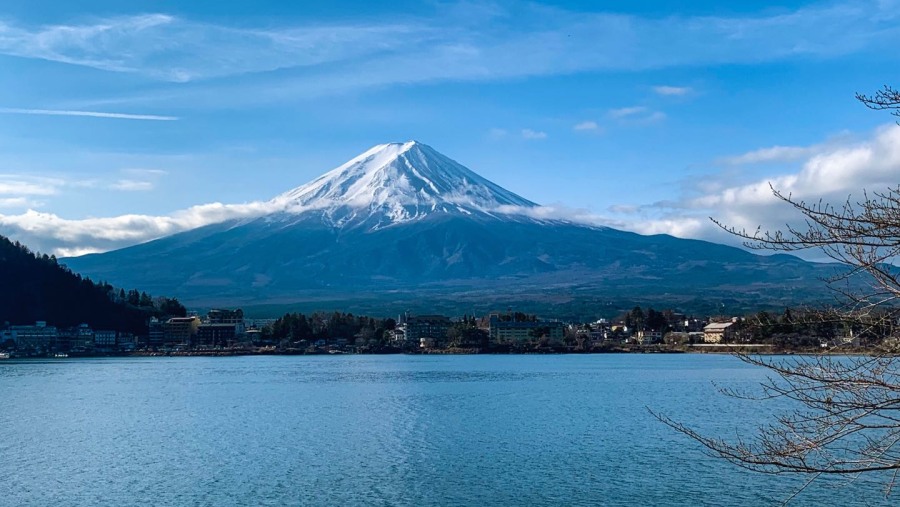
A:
3 305 898 359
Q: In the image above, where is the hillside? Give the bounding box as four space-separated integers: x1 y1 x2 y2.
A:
0 235 184 333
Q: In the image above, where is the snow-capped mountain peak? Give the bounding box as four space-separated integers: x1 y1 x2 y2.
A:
273 141 538 229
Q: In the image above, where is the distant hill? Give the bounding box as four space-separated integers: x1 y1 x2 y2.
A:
64 141 839 317
0 235 184 333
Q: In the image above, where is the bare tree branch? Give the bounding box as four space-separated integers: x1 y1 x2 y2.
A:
658 86 900 501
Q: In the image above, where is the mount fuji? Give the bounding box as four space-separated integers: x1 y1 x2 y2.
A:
272 141 540 229
64 141 832 316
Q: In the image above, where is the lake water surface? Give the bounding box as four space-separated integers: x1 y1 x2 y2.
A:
1 354 894 506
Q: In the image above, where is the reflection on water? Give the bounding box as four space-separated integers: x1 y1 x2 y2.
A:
0 355 893 506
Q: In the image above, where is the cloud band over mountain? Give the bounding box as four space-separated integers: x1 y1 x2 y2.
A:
2 125 900 259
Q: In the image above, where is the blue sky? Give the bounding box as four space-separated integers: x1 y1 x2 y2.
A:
1 0 899 256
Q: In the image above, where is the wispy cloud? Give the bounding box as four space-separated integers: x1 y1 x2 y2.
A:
653 85 692 96
108 168 167 191
0 108 177 121
0 197 37 208
109 180 155 191
0 176 63 196
521 129 547 140
0 13 429 83
608 107 648 119
608 107 666 125
121 168 168 176
0 0 894 105
0 168 168 211
573 120 601 132
718 145 819 165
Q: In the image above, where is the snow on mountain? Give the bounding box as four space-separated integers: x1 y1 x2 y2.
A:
271 141 540 229
62 140 833 311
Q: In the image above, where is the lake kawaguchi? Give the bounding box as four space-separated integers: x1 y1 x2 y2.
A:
1 354 895 506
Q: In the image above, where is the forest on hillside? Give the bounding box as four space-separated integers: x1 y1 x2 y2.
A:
0 235 185 334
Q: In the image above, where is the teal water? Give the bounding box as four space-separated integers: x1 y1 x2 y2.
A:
0 355 894 506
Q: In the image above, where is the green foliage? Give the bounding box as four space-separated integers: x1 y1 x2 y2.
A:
447 316 488 347
621 305 673 333
0 235 185 333
268 311 395 344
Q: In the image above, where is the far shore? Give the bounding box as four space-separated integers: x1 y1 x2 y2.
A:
6 343 888 360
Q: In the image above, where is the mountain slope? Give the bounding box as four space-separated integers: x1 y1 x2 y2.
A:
0 235 184 332
63 141 836 313
270 141 541 231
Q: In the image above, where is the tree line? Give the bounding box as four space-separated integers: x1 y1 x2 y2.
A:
264 312 397 344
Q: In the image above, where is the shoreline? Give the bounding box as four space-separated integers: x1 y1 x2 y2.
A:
5 344 887 359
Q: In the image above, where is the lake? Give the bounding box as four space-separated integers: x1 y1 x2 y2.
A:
0 354 894 506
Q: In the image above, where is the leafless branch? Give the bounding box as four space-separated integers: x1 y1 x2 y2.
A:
660 86 900 500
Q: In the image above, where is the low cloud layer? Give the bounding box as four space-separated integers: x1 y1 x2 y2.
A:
603 124 900 252
0 201 282 257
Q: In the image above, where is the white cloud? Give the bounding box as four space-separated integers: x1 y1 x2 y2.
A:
608 106 648 119
0 108 177 121
597 124 900 255
718 145 819 165
573 120 601 132
0 197 36 208
0 0 893 107
653 85 692 96
107 168 167 192
109 180 155 191
0 178 60 196
0 14 430 83
0 200 283 256
2 124 899 262
521 129 547 140
121 168 168 176
608 107 666 125
0 169 169 210
479 123 900 260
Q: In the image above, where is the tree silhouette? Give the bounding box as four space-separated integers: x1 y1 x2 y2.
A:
655 87 900 498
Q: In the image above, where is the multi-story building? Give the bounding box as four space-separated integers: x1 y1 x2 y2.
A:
488 314 565 344
384 329 409 347
94 330 117 348
403 315 452 345
634 329 663 345
74 323 95 349
703 321 736 343
195 323 236 347
117 333 137 350
8 321 58 350
55 324 93 352
164 317 200 345
208 309 245 336
148 318 165 347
